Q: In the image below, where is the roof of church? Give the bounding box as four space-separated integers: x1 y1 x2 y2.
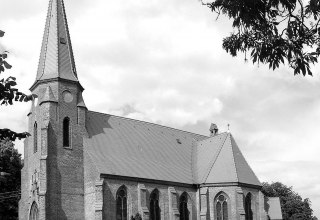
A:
84 111 207 184
84 111 261 186
35 0 78 84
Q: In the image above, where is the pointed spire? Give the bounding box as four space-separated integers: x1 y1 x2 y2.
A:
35 0 78 85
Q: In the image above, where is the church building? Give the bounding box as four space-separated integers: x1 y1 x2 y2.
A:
19 0 283 219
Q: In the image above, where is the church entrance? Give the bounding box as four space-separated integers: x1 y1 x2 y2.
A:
29 202 39 220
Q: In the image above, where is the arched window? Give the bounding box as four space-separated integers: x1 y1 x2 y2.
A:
116 186 127 220
216 194 228 220
150 189 160 220
63 117 70 147
245 193 253 220
29 202 39 220
34 122 38 153
179 192 189 220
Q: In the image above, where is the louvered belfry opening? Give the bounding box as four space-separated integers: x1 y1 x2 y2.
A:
216 194 228 220
116 186 127 220
63 117 70 147
179 192 189 220
150 189 161 220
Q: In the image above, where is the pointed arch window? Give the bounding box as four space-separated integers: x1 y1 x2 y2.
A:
116 186 127 220
179 192 189 220
150 189 160 220
29 202 39 220
216 194 228 220
63 117 70 147
245 193 253 220
34 122 38 153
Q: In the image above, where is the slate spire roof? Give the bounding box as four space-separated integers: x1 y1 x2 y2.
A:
34 0 78 84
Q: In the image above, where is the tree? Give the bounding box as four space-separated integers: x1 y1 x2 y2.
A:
0 30 34 141
202 0 320 76
262 182 317 220
0 139 22 219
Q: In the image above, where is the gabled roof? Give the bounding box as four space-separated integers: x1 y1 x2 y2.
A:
84 111 207 184
35 0 78 84
266 197 283 220
84 111 261 186
196 133 261 186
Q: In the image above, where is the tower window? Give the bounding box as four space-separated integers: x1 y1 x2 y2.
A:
29 202 39 220
116 186 127 220
63 117 70 147
34 122 38 153
150 189 160 220
245 193 253 220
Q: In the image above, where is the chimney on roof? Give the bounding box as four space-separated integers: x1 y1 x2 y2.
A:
209 123 218 137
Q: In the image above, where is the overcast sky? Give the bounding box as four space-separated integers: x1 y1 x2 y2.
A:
0 0 319 216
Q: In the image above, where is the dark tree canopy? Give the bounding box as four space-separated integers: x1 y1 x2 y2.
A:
262 182 317 220
0 139 22 219
0 30 34 141
203 0 320 76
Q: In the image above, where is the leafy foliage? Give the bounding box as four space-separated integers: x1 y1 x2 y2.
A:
0 30 34 141
202 0 320 76
0 139 22 219
262 182 317 219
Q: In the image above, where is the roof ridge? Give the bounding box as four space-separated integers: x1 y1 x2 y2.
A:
59 0 78 78
230 135 261 185
230 134 239 183
88 110 209 139
196 132 229 145
201 133 229 183
36 0 53 80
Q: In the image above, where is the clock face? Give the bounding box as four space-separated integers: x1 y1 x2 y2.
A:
63 91 73 103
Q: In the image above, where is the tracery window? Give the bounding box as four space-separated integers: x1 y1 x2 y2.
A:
29 202 39 220
216 194 228 220
179 192 189 220
63 117 70 147
245 193 253 220
34 122 38 153
150 189 160 220
116 186 127 220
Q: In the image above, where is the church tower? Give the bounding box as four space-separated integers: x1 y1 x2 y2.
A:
19 0 86 219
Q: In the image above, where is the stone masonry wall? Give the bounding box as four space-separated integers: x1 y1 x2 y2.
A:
102 178 197 220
